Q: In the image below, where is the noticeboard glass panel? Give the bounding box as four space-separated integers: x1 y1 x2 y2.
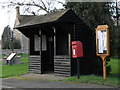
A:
97 30 107 54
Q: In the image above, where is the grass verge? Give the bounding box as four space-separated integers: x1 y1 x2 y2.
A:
63 74 119 87
0 56 28 78
61 58 119 87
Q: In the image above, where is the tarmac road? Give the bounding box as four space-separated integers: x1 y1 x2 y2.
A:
2 78 115 88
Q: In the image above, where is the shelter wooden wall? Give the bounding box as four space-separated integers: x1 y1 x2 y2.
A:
55 10 96 76
29 56 41 74
28 29 41 74
54 27 71 77
54 56 71 77
26 10 96 76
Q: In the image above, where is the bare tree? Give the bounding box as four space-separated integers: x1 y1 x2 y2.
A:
0 0 65 15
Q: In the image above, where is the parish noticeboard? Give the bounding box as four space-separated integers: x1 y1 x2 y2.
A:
96 25 110 56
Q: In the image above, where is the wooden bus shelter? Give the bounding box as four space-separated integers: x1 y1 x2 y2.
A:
14 7 96 77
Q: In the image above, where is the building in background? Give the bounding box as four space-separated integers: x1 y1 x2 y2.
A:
14 6 28 50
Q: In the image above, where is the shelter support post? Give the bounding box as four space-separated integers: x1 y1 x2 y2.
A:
77 58 80 79
52 26 56 56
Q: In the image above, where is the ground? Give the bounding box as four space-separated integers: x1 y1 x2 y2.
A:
0 55 119 89
2 74 115 88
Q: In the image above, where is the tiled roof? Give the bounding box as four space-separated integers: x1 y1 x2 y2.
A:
15 9 70 28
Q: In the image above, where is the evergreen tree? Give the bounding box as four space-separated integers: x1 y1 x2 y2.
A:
64 2 117 58
64 2 116 75
2 25 21 49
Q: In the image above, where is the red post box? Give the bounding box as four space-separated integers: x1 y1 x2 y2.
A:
72 41 83 58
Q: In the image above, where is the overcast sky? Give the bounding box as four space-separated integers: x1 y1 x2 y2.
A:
0 0 119 40
0 0 65 40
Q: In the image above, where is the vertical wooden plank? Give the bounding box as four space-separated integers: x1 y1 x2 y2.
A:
39 37 41 56
28 37 30 56
68 34 71 76
40 29 43 73
40 29 42 56
107 29 110 56
28 37 30 73
39 30 42 74
68 33 71 56
53 27 56 56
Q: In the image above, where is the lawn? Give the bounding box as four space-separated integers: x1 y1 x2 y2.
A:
61 58 119 87
63 74 119 87
0 55 28 78
0 55 2 58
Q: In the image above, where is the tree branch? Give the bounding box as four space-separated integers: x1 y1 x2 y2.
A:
0 0 65 14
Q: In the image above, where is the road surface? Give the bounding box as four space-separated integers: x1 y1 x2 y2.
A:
2 78 115 88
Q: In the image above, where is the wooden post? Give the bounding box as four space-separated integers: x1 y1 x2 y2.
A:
68 34 71 56
101 56 106 80
53 27 56 56
103 59 106 80
77 58 80 79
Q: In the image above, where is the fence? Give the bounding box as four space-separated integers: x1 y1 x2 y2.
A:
1 49 28 55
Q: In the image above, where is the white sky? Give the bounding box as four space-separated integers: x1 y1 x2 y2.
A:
1 0 119 40
0 0 65 40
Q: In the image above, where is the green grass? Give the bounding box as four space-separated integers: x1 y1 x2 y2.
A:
61 58 119 87
0 55 2 58
1 54 7 58
1 56 119 87
0 56 28 78
0 61 3 64
63 75 119 87
17 54 29 57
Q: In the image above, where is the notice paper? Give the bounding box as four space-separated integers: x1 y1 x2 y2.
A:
98 30 107 53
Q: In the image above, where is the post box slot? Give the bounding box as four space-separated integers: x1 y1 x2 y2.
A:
73 49 76 55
